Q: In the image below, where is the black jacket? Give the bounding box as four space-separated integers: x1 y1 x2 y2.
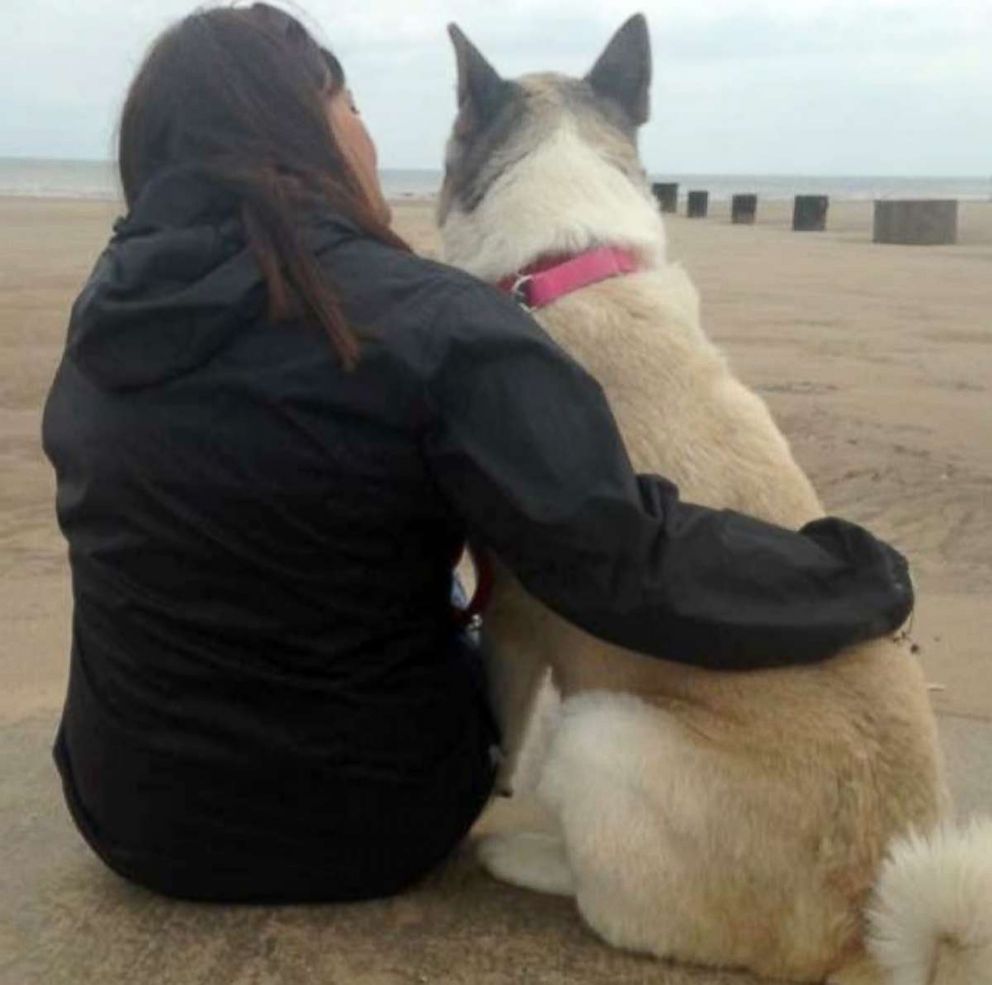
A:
42 170 912 900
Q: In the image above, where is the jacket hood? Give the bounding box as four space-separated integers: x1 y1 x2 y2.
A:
66 168 359 391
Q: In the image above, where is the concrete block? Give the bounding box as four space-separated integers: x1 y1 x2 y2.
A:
687 190 709 219
873 199 958 245
732 194 758 225
793 195 829 231
651 182 678 213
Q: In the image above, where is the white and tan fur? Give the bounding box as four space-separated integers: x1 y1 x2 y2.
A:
438 16 992 985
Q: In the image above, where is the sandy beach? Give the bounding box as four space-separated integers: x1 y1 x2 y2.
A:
2 193 991 984
3 194 990 722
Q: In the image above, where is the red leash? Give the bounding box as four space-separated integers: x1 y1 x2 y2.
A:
451 543 495 628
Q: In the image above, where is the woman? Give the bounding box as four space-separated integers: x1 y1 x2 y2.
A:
43 3 913 903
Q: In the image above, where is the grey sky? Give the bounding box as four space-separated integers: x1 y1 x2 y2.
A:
3 0 990 174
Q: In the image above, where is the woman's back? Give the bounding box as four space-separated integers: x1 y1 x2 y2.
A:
43 170 497 900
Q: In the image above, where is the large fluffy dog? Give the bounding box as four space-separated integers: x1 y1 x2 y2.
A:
438 15 992 985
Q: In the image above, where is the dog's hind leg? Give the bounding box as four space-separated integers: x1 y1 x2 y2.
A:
535 692 751 959
478 831 575 896
537 691 852 979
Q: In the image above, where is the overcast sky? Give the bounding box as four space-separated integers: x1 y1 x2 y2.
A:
3 0 990 175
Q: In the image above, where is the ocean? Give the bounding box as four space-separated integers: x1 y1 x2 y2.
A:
0 157 988 204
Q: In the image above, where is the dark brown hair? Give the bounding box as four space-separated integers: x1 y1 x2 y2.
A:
118 2 408 368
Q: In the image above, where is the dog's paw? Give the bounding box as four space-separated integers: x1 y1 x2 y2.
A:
477 832 575 896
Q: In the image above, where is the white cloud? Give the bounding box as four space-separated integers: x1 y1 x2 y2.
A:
0 0 989 173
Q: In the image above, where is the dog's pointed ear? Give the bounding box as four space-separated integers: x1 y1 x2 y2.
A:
448 23 508 128
586 14 652 127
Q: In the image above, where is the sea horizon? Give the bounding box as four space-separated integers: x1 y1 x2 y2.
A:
1 156 989 203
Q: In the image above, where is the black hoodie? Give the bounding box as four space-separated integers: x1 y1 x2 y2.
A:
42 169 913 901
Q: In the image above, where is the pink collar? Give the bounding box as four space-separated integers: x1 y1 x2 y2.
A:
497 246 641 310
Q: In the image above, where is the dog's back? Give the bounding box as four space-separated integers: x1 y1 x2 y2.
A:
484 259 946 978
538 262 824 526
528 255 945 978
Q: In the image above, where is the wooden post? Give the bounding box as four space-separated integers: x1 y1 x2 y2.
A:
687 190 709 218
793 195 829 231
652 182 678 213
873 200 958 245
731 194 757 224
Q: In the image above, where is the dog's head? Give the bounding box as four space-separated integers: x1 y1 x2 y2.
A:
438 15 663 279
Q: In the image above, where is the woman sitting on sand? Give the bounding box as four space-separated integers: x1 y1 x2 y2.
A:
42 3 912 902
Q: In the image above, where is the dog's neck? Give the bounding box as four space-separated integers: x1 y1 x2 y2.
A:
439 124 667 284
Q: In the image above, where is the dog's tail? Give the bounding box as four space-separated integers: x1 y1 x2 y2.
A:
864 817 992 984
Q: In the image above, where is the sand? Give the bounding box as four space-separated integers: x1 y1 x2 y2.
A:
1 193 991 984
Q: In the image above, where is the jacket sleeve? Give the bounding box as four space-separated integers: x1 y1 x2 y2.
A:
420 283 913 670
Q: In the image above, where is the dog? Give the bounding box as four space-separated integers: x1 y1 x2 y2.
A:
437 15 992 985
